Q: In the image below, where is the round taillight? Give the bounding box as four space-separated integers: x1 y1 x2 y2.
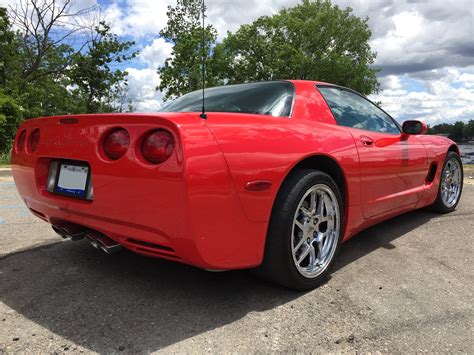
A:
16 130 26 153
141 130 175 164
103 128 130 160
27 128 41 153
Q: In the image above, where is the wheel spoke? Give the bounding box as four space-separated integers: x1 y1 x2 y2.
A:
442 189 448 202
324 194 333 216
293 235 306 253
316 192 324 217
309 191 317 214
295 219 305 231
316 232 326 261
326 213 335 229
297 245 311 265
308 245 317 265
300 206 311 217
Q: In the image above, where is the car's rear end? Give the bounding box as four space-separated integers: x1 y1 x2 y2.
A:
11 112 267 270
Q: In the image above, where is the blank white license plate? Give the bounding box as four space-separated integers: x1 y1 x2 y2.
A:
55 164 89 198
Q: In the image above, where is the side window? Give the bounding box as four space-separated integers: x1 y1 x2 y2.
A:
318 87 400 134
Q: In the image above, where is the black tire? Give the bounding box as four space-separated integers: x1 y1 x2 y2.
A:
430 151 463 213
256 169 344 290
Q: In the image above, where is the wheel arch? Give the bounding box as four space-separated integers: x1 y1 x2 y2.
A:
448 144 460 155
276 154 348 211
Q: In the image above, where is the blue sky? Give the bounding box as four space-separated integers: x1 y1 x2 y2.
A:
2 0 473 125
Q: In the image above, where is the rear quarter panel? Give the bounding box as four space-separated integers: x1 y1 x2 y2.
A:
204 113 361 243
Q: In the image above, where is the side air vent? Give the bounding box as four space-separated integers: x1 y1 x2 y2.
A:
426 163 438 183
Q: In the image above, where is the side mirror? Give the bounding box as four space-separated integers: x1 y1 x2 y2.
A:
402 120 428 135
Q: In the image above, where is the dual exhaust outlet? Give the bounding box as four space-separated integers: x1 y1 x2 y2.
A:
52 224 122 254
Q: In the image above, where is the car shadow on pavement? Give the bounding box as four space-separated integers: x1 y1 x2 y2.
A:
334 209 436 272
0 209 438 353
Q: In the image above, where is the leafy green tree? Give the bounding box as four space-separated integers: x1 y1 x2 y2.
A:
215 0 379 95
448 121 465 142
158 0 218 101
0 91 23 153
69 22 137 113
158 0 380 98
463 120 474 140
429 121 474 142
0 7 20 91
429 123 451 135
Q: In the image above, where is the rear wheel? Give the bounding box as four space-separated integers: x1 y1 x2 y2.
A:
430 151 463 213
258 169 343 290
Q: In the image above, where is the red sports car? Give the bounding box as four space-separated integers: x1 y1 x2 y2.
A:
11 80 464 290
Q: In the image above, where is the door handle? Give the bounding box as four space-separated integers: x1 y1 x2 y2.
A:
360 135 374 147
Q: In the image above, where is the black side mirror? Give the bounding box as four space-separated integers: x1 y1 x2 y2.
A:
402 120 427 135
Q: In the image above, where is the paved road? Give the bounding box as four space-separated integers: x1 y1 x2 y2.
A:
1 170 473 353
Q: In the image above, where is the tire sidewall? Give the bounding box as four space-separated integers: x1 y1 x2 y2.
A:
436 152 464 213
272 170 344 290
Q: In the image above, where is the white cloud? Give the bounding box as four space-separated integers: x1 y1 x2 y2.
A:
370 66 474 125
140 38 173 69
379 75 403 91
102 0 173 38
125 68 163 112
0 0 17 6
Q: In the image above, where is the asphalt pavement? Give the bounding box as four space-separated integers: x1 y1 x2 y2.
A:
0 168 473 353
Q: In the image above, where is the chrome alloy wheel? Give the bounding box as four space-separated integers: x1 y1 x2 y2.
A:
441 157 462 208
291 184 340 278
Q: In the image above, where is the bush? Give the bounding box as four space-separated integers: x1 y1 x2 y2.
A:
0 147 11 165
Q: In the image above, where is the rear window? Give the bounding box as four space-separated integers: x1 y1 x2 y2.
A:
160 81 294 117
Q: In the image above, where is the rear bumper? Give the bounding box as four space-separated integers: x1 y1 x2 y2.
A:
13 161 267 270
22 191 184 261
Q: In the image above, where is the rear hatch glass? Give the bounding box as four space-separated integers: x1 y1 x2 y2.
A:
160 81 294 117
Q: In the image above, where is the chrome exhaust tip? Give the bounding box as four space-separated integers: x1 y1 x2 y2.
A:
86 231 122 254
52 225 86 241
52 225 68 238
86 235 101 250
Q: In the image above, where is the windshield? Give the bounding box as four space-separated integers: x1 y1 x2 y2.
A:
160 81 294 117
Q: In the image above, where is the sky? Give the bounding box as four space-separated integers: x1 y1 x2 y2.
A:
2 0 473 125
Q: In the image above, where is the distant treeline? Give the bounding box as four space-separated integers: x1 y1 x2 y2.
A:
428 120 474 143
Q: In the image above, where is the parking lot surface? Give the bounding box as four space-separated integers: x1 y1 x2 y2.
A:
0 168 473 353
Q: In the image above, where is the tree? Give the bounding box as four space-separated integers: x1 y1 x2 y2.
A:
428 121 473 142
0 7 22 91
69 22 137 113
0 91 23 153
463 120 474 140
8 0 96 84
158 0 380 99
215 0 379 95
158 0 218 101
448 121 465 142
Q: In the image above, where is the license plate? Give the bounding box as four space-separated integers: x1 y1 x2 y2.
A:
55 163 89 198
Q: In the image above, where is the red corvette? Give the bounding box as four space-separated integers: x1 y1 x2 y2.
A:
12 80 463 290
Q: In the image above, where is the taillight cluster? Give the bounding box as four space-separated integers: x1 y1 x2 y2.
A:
15 128 40 154
102 128 175 164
